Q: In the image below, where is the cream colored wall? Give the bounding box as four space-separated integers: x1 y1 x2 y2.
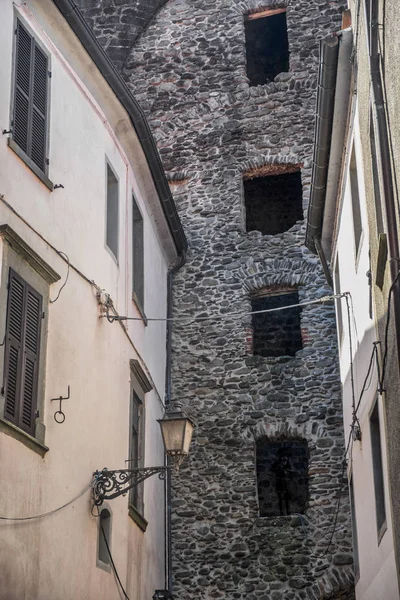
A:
334 110 399 599
0 1 174 598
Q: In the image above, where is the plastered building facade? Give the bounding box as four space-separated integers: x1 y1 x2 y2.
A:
0 1 186 598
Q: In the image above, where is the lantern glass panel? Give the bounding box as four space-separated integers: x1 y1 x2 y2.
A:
160 418 186 453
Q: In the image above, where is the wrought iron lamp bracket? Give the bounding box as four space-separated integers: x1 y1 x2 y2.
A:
92 466 169 507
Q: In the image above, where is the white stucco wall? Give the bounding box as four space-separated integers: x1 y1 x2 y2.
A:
333 112 398 600
0 1 177 598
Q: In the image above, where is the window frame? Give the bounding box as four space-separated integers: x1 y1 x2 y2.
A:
369 397 387 542
105 159 120 263
349 145 364 262
97 505 112 572
132 194 145 315
0 225 60 455
127 359 153 531
9 12 53 191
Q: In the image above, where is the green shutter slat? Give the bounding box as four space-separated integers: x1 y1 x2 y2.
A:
20 286 42 435
31 44 48 171
13 21 32 155
3 270 25 425
4 345 20 421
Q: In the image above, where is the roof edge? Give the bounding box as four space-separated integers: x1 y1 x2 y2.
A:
52 0 187 259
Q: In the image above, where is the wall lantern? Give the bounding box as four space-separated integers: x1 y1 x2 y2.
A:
152 590 174 600
92 409 195 508
158 410 194 466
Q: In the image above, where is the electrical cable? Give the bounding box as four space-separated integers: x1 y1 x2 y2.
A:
50 251 70 303
0 480 93 521
100 524 130 600
344 294 361 437
104 294 342 324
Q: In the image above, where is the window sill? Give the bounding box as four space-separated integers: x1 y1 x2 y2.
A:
96 558 112 574
7 138 54 192
377 520 387 546
128 504 148 532
0 417 48 457
132 292 148 326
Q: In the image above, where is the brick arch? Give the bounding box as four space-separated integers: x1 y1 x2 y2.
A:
240 258 323 292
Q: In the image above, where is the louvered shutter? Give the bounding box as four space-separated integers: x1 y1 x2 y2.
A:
31 43 48 171
12 20 49 173
3 272 25 425
13 21 32 155
3 269 42 435
20 285 42 435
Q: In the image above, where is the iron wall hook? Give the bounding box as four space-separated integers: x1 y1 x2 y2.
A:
51 385 70 423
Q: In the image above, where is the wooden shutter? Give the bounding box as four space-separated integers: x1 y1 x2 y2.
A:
12 20 48 172
31 43 48 171
13 21 32 155
3 269 42 435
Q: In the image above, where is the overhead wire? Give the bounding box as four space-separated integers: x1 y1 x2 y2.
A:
104 293 342 324
100 524 131 600
0 479 93 521
50 251 70 303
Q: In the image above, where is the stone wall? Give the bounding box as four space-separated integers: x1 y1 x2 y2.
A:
77 0 169 68
78 0 355 598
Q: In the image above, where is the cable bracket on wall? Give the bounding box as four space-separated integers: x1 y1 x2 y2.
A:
51 385 70 424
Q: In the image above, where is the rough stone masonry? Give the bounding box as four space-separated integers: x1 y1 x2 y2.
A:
79 0 354 597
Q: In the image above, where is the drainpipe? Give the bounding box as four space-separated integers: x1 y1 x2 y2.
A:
165 252 186 595
367 0 400 366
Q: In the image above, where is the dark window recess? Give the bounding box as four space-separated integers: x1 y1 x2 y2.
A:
3 268 42 436
370 400 387 536
245 11 289 86
106 164 119 260
370 109 384 235
350 148 363 256
132 196 144 308
256 439 308 517
98 508 111 565
244 171 303 235
129 391 143 512
251 290 302 357
12 20 49 172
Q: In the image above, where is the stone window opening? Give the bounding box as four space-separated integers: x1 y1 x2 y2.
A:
244 169 303 235
256 439 309 517
251 287 303 358
244 8 289 86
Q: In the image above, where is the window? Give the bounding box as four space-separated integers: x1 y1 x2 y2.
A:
369 109 384 235
0 225 59 453
251 289 302 357
132 196 144 308
370 399 387 538
245 9 289 86
98 508 111 567
3 268 42 436
333 258 343 343
244 170 303 235
128 359 152 530
349 148 363 257
106 164 119 260
129 391 143 511
11 19 50 176
256 439 308 517
349 476 360 579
